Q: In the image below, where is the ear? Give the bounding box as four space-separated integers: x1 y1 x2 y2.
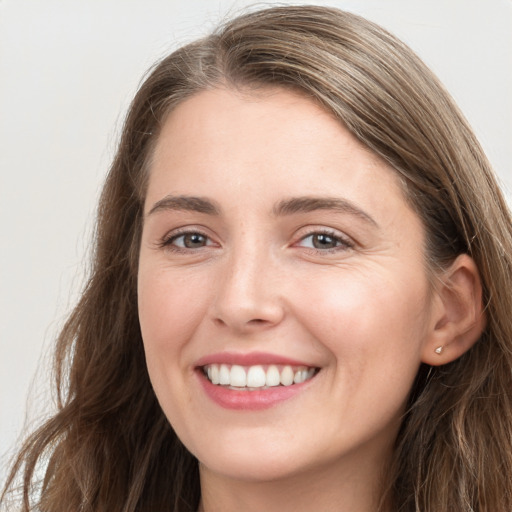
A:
422 254 486 366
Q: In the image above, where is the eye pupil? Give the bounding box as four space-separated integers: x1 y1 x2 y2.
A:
184 233 206 248
313 234 337 249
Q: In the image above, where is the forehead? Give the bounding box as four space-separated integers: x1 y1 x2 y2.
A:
147 87 416 229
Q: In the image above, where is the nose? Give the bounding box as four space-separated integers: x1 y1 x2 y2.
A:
211 246 285 333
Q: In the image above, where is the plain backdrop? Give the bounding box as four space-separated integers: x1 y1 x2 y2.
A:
1 0 511 478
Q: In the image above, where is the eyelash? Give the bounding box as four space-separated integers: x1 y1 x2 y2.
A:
294 229 354 253
158 227 354 255
159 229 214 253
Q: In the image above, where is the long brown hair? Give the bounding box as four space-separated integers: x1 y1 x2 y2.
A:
3 6 512 511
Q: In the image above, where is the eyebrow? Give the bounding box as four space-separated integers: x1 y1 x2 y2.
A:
147 195 220 216
147 194 377 227
273 196 378 227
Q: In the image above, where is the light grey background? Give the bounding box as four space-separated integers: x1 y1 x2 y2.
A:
1 0 511 477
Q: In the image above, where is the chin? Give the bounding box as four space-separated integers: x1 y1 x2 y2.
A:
198 448 308 483
187 428 311 482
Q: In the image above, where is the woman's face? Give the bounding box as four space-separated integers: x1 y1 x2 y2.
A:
138 87 436 482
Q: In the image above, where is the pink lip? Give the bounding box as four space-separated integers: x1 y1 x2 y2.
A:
194 351 318 411
194 351 313 368
196 371 315 410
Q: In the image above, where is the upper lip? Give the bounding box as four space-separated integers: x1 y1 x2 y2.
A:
194 351 316 368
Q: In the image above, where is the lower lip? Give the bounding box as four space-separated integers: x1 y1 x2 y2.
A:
197 371 315 410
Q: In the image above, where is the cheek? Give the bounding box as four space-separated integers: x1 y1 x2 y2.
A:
294 268 429 379
137 266 211 359
301 270 429 432
137 265 212 432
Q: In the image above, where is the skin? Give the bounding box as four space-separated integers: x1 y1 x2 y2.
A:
137 87 478 511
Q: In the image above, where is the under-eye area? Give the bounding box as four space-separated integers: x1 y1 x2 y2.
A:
200 364 319 389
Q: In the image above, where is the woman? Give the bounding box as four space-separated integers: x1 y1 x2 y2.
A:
2 5 512 511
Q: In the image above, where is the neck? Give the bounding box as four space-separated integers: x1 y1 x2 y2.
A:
198 451 392 512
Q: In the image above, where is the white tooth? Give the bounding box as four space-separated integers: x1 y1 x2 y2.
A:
247 365 266 387
230 365 247 387
307 368 316 380
210 364 220 385
294 369 305 384
219 364 230 385
280 365 294 386
207 366 212 381
266 365 281 387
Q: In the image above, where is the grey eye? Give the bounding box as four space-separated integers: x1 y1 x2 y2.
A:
173 233 209 248
299 233 341 250
310 233 339 249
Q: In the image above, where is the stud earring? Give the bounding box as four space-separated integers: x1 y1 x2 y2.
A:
435 346 443 355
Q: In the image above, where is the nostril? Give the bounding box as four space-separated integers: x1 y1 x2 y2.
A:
211 298 285 331
213 317 271 330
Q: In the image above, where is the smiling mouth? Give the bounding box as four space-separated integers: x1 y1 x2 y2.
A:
201 364 319 390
